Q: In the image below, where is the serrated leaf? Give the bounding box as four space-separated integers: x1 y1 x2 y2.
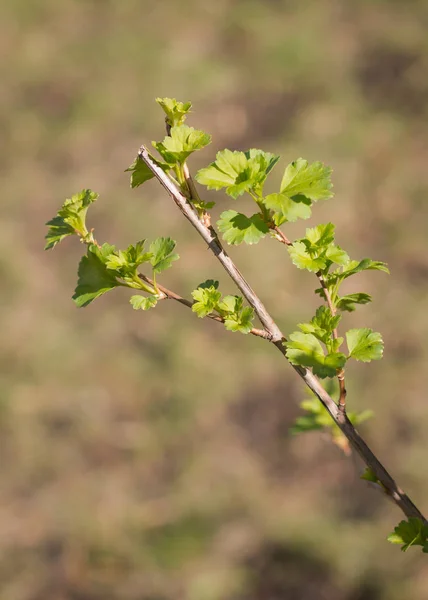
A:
325 244 350 266
263 192 312 225
288 241 327 272
217 210 269 245
342 259 390 279
298 306 341 347
196 279 219 290
73 243 119 307
280 158 333 202
45 189 98 249
387 518 428 552
285 332 346 378
153 125 211 164
149 237 179 274
191 285 222 318
126 154 170 188
156 97 192 126
105 240 152 277
217 294 242 314
196 148 279 199
223 305 254 334
130 295 158 311
346 328 384 362
245 149 280 176
336 293 372 312
305 223 336 247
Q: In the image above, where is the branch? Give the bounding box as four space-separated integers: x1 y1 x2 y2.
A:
138 274 272 340
138 145 426 523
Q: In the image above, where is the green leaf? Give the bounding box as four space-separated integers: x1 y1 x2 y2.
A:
217 295 254 334
126 154 170 188
387 518 428 552
298 306 341 348
73 243 120 307
288 224 345 273
245 148 280 176
346 328 384 362
291 395 373 446
191 284 222 318
305 223 336 247
360 467 379 484
153 125 211 164
263 192 312 225
106 240 152 277
285 332 346 378
288 241 327 272
342 259 389 279
336 293 372 312
224 306 254 334
156 97 192 126
290 396 332 434
45 189 98 249
217 294 242 314
130 295 158 311
280 158 333 202
149 237 179 274
325 244 350 266
196 148 279 198
217 210 269 245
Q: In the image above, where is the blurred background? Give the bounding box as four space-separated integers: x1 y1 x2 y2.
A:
1 1 428 598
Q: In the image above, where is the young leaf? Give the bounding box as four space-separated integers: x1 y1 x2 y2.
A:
130 295 158 311
156 97 192 127
280 158 333 202
342 259 389 279
288 241 328 272
105 240 152 277
285 332 346 378
224 306 254 334
153 125 211 164
325 244 350 266
305 223 336 247
298 306 341 347
288 224 347 273
126 155 170 188
217 295 254 334
360 467 380 484
73 243 120 307
291 395 373 454
45 189 98 249
263 192 312 225
336 293 372 312
196 148 279 199
346 328 384 362
217 210 269 245
387 518 428 552
191 284 222 318
149 237 179 274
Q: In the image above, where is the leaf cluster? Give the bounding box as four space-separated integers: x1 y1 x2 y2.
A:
45 189 98 249
45 194 179 310
196 151 333 246
191 280 254 334
290 393 373 453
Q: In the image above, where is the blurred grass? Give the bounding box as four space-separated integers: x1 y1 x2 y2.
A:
1 1 428 598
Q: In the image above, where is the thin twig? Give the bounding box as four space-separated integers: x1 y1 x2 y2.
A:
138 145 426 523
139 274 272 340
273 225 292 246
